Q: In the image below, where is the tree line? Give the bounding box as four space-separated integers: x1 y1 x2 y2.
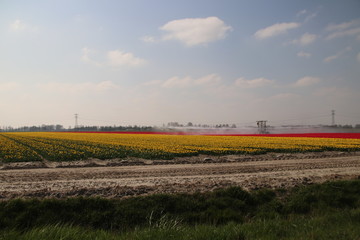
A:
0 124 154 132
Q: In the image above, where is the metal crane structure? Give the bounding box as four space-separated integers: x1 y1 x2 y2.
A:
256 120 268 134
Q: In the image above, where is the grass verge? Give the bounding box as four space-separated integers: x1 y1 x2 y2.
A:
0 179 359 239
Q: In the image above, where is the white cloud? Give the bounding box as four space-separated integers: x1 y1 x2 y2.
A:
0 82 21 91
39 81 119 94
323 47 351 63
81 48 146 67
293 76 321 87
160 74 222 88
327 27 360 40
326 19 360 40
194 74 221 86
81 47 102 66
141 35 156 43
292 33 317 45
107 50 146 67
297 10 317 22
326 19 360 32
9 19 38 32
161 76 192 88
235 77 274 88
297 10 307 16
160 17 232 46
10 19 26 31
297 51 311 58
357 52 360 62
323 55 338 63
304 13 317 23
254 22 300 39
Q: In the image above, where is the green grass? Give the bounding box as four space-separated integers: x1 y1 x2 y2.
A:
0 179 359 239
1 210 359 240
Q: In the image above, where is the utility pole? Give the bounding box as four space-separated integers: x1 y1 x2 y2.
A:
75 113 78 129
331 110 335 126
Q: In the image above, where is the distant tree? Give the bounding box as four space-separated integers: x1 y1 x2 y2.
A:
55 125 64 131
168 122 180 127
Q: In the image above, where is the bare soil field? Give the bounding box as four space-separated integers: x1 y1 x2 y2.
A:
1 151 360 200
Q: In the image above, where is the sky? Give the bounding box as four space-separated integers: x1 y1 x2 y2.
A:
1 0 360 128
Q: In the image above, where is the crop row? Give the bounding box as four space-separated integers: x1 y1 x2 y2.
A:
0 132 360 162
0 134 41 162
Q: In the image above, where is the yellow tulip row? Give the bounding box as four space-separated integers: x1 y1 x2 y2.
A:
1 132 360 162
0 134 41 162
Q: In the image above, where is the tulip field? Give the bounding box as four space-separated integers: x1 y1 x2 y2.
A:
0 132 360 162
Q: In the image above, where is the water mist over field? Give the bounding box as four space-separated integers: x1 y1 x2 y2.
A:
162 126 360 135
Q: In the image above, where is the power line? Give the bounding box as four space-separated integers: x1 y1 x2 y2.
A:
269 114 330 125
234 113 331 127
336 114 360 121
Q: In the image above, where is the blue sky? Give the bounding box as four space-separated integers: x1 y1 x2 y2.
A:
1 0 360 127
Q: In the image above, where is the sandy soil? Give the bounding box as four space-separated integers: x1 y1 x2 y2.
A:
0 151 359 200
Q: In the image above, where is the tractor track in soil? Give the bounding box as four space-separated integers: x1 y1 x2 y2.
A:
0 151 359 200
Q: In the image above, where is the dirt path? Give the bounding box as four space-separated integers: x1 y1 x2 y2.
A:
1 152 360 200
